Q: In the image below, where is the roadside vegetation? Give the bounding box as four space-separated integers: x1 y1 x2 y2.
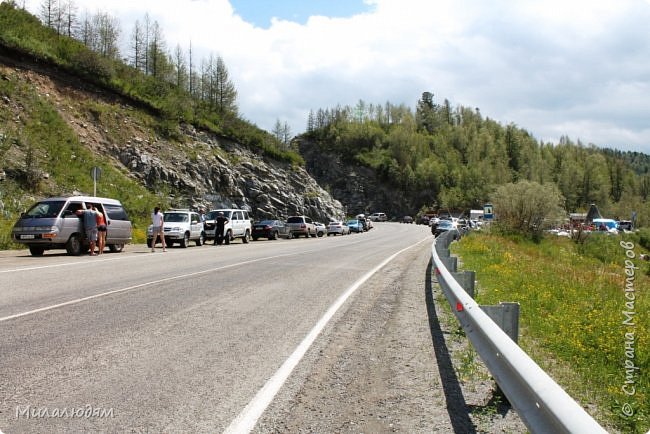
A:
0 2 302 164
453 230 649 433
0 68 157 247
304 92 650 227
0 2 302 248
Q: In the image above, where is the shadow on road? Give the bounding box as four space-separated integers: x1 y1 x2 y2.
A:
425 258 477 434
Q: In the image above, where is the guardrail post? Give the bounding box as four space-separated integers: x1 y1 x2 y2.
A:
479 302 520 343
440 255 457 272
451 271 476 298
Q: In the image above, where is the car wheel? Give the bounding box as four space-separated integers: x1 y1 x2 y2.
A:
66 234 83 256
196 232 204 246
271 230 278 240
146 238 153 248
243 230 250 244
287 232 293 239
29 245 45 256
108 244 124 253
180 232 189 248
225 230 232 245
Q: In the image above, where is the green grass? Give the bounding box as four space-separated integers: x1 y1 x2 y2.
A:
0 68 160 248
453 232 649 433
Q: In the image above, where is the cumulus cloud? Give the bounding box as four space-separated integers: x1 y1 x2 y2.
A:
24 0 650 152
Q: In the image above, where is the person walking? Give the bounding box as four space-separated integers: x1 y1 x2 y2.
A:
76 203 98 256
151 206 166 252
213 212 229 246
95 206 107 255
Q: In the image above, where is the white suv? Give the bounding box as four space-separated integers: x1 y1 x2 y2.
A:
147 209 205 248
369 212 387 222
204 209 252 244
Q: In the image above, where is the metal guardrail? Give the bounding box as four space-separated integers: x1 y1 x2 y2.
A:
432 230 608 434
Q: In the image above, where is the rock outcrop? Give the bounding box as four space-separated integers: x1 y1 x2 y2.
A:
116 125 344 221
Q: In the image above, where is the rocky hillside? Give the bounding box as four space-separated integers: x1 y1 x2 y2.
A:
298 138 416 219
0 58 344 224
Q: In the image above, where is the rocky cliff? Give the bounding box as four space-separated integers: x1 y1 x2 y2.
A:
0 61 344 222
297 138 417 219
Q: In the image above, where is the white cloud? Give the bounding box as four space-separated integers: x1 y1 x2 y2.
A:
23 0 650 152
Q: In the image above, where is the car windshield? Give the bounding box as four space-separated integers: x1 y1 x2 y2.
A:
165 212 189 223
258 220 274 225
207 210 232 220
439 221 453 228
24 200 66 218
347 220 358 225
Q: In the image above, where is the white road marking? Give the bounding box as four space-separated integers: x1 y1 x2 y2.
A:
0 255 128 273
224 238 429 434
0 252 301 323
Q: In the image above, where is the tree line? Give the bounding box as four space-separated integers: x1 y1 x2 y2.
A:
0 1 302 164
303 92 650 227
33 0 237 114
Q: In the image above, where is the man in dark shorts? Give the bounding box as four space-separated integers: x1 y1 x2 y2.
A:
77 204 98 256
213 212 229 246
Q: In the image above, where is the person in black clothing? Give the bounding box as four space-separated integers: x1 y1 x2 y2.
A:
213 212 229 245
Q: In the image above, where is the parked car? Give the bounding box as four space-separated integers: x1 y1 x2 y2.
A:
147 209 205 248
434 219 460 239
286 215 317 238
204 209 252 244
357 216 370 231
327 220 350 235
369 212 387 222
347 219 364 233
251 220 292 240
12 195 132 256
314 222 328 237
402 215 414 224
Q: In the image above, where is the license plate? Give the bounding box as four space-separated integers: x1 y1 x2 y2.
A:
20 234 35 239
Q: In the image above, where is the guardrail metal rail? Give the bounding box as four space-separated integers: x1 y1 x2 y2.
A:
432 230 608 434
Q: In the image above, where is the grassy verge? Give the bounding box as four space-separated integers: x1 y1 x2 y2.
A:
452 232 648 433
0 67 159 249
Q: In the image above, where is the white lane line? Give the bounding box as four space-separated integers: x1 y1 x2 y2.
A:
0 252 301 323
0 254 129 274
224 237 429 434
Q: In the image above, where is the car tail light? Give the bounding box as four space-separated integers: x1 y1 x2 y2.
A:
300 224 306 228
265 225 272 230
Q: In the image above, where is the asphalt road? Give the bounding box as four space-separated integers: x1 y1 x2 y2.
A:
0 222 434 433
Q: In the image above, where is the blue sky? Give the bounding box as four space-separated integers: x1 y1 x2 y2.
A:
22 0 650 154
229 0 372 27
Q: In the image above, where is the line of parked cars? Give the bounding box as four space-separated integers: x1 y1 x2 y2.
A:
11 195 381 256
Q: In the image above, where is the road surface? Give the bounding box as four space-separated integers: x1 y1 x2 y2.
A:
0 223 523 433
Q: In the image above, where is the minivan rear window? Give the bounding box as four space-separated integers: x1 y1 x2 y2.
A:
104 204 129 221
287 217 303 223
25 200 65 218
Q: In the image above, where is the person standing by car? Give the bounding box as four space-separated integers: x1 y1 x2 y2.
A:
151 206 166 252
76 204 98 256
213 211 229 246
95 205 107 255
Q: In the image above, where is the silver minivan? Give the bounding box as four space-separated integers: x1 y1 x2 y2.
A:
12 195 132 256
